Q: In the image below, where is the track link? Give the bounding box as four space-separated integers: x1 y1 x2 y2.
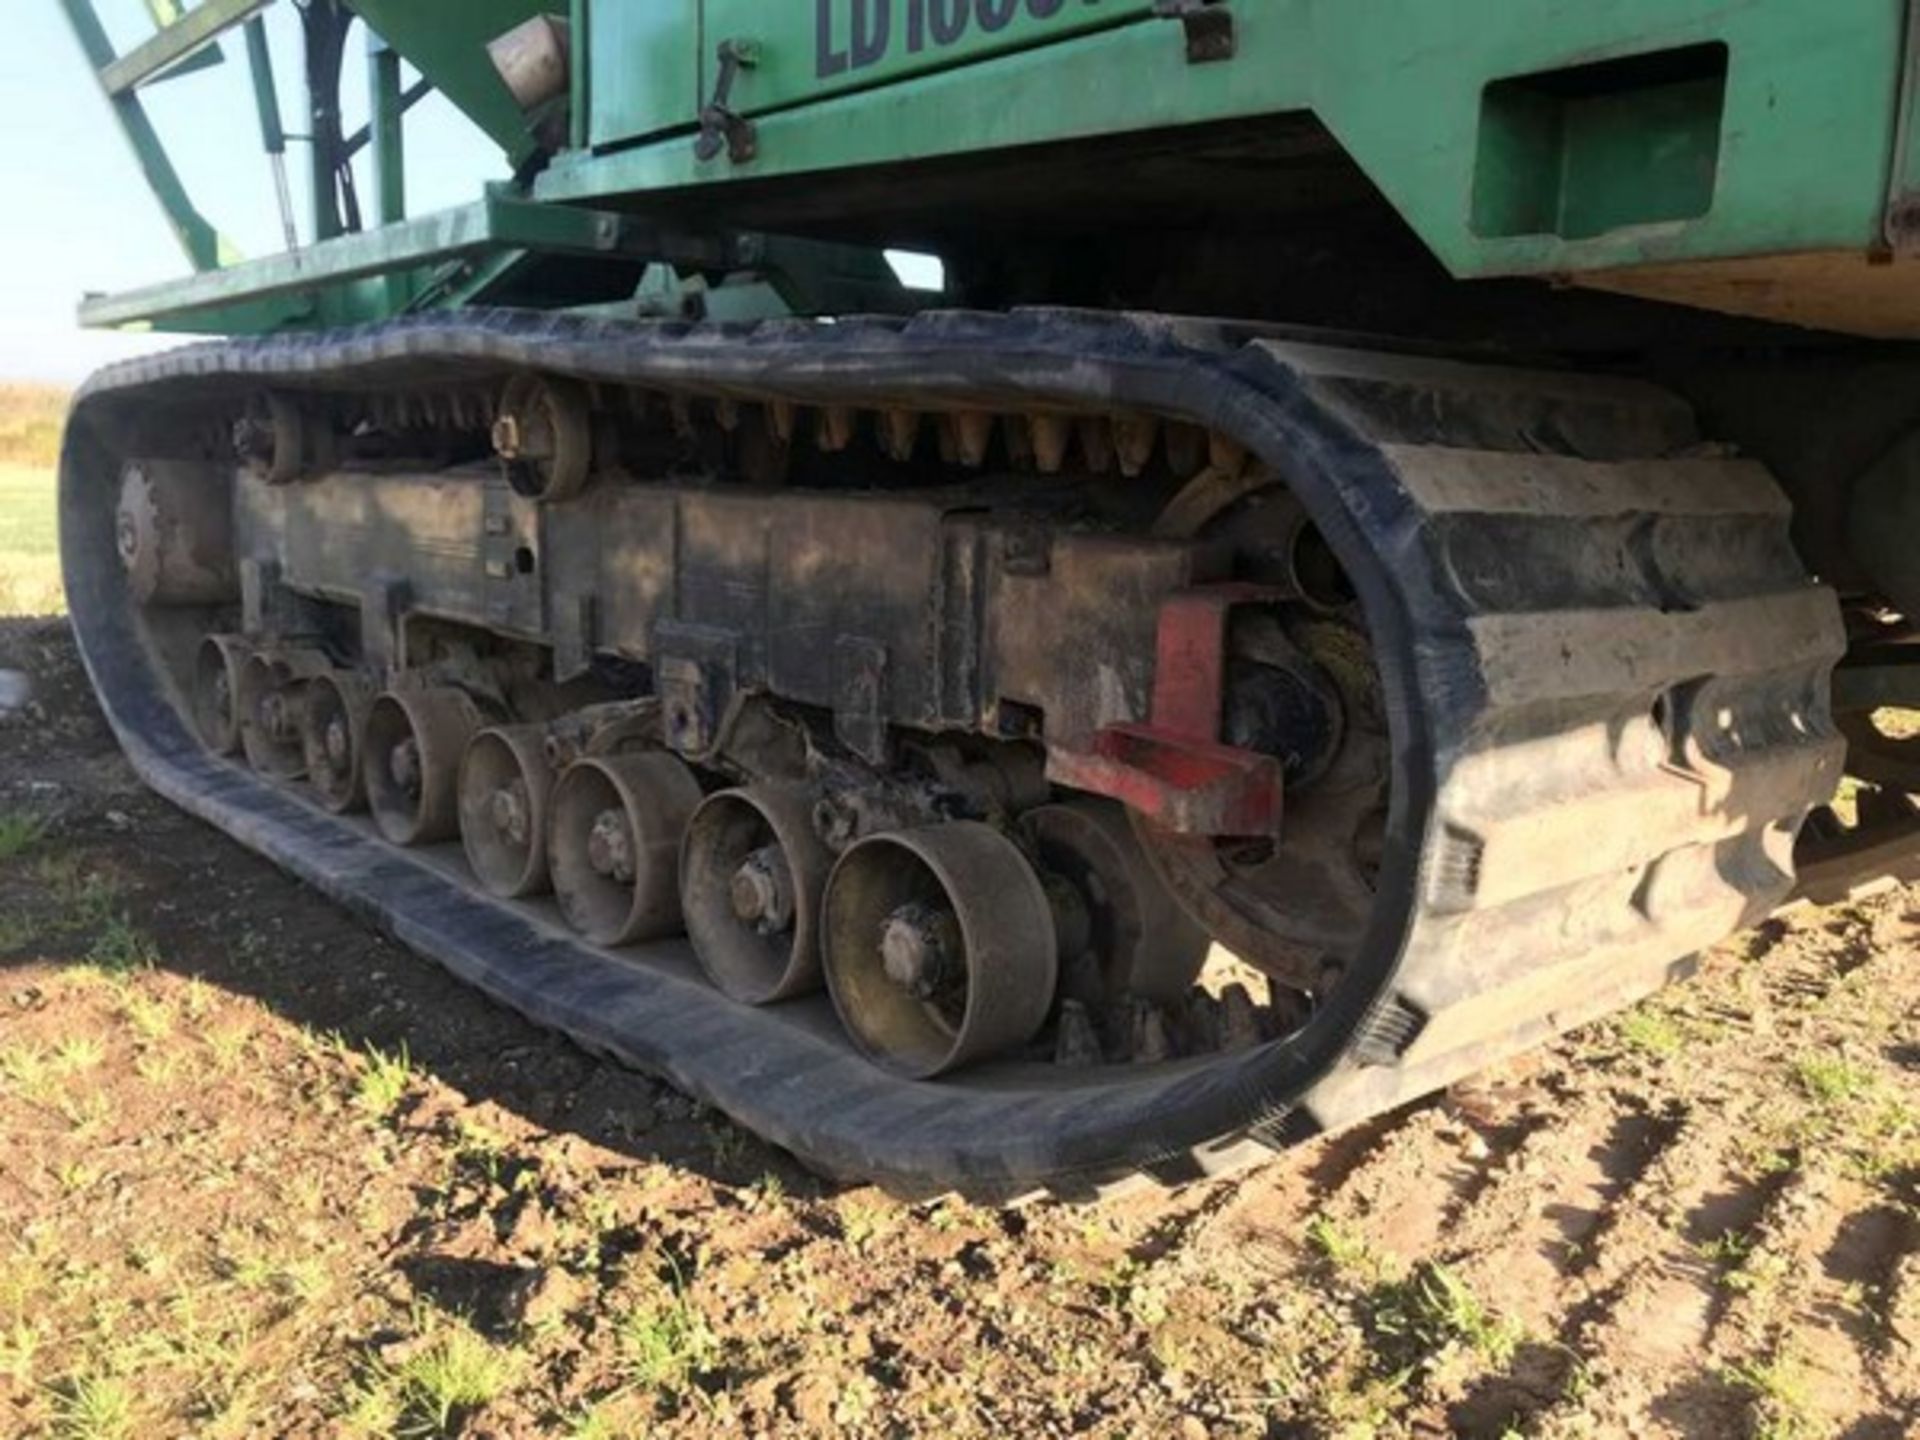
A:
58 310 1844 1199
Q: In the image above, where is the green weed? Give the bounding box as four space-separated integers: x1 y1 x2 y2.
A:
85 916 158 975
1794 1054 1876 1106
618 1273 719 1401
1617 1008 1685 1060
354 1040 414 1120
48 1371 135 1440
0 810 47 861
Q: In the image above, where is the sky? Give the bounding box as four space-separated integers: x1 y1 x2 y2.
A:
0 1 504 384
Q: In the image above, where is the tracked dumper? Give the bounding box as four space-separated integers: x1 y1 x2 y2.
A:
55 1 1920 1197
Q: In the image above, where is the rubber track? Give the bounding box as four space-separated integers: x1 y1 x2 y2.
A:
57 309 1847 1200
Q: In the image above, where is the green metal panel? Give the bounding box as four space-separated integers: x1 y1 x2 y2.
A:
78 193 729 330
342 0 559 164
698 0 1154 116
587 1 699 146
99 0 271 95
542 0 1907 282
62 0 1920 334
1308 0 1907 276
55 0 235 272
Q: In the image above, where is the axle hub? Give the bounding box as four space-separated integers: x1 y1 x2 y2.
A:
489 780 531 846
878 902 962 1000
324 715 351 768
729 845 795 932
587 808 636 883
390 737 422 796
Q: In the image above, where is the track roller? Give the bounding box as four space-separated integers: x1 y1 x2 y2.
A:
300 671 375 814
822 822 1059 1079
680 785 833 1004
1020 799 1208 1006
364 687 486 846
458 725 555 898
192 635 250 757
549 752 702 945
237 649 324 780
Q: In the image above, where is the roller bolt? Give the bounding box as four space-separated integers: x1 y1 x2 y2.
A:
587 808 636 883
879 902 962 1000
390 737 422 797
489 780 531 847
324 715 351 768
728 845 795 932
115 511 140 565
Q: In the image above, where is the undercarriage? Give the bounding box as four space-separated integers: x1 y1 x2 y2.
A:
61 310 1845 1197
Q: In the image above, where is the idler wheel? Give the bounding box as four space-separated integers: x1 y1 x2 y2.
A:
680 786 832 1004
193 635 250 756
459 725 556 899
300 671 376 814
822 822 1058 1079
1021 798 1208 1005
549 753 702 945
364 687 485 846
116 460 236 607
237 649 325 780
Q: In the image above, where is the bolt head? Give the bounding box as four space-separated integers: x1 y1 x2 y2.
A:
878 902 958 1000
390 737 421 795
490 781 530 846
728 846 794 931
325 716 350 767
587 808 634 883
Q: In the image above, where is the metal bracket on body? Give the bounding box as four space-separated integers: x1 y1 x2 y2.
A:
1152 0 1236 65
1045 584 1285 837
696 39 760 165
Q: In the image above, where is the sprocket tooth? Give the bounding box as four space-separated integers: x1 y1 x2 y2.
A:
1130 997 1175 1064
951 410 993 468
1165 422 1208 478
1184 989 1222 1052
1078 416 1115 474
1030 415 1072 475
1219 983 1263 1051
767 399 797 445
881 409 922 463
1208 430 1249 478
1054 999 1103 1068
1114 415 1159 477
1062 949 1106 1007
817 405 857 453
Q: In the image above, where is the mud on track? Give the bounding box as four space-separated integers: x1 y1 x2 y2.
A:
0 614 1915 1438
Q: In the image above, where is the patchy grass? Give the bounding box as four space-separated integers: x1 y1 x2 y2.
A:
0 463 62 617
3 607 1919 1440
0 384 66 468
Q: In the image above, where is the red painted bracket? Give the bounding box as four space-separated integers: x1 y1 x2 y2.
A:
1046 584 1286 837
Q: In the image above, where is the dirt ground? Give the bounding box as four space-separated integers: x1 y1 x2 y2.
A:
0 614 1915 1440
